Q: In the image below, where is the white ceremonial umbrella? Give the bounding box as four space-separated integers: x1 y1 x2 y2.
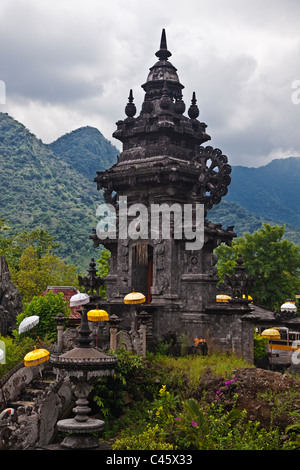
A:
70 293 90 307
18 315 43 347
18 315 40 334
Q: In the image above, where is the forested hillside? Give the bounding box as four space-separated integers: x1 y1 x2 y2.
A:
223 157 300 227
48 126 118 181
0 113 104 272
0 112 299 279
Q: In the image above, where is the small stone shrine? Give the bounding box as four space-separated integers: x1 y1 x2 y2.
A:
91 30 256 362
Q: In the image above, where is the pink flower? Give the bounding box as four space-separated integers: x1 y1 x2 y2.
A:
191 419 198 427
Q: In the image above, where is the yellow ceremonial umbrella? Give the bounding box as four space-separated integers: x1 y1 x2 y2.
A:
124 289 145 330
87 309 109 321
216 294 232 303
24 347 50 389
242 294 253 303
24 346 50 367
124 289 146 305
261 328 281 340
261 328 281 368
87 308 109 347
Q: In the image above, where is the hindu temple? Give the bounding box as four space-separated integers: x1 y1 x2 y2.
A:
91 29 256 361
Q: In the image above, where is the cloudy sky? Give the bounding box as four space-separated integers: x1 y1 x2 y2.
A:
1 0 300 167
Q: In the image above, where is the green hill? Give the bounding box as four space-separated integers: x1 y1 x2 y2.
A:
0 113 107 272
0 112 298 279
209 200 300 246
224 157 300 227
48 126 118 181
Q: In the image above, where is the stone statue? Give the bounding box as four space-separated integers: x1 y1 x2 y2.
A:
0 256 23 336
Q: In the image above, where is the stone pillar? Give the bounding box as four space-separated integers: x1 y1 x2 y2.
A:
54 313 66 353
108 314 122 350
139 324 147 356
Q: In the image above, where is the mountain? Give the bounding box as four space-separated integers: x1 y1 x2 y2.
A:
0 113 109 272
48 126 118 181
0 112 299 279
223 157 300 227
209 200 300 246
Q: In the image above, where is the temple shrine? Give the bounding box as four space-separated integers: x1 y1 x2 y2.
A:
91 30 256 361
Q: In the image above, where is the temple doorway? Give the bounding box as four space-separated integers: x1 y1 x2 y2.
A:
131 243 153 304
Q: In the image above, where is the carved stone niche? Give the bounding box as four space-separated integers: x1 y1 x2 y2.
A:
0 256 23 336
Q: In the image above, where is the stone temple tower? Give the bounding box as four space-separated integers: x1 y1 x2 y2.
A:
92 30 255 360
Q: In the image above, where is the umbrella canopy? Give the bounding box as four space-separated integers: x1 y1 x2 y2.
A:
24 347 50 367
0 348 4 362
18 315 40 334
261 328 281 340
69 292 90 307
216 294 232 303
242 294 253 302
124 289 146 305
281 301 297 312
87 309 109 322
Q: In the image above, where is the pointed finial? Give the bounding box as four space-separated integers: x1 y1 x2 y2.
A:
125 89 136 117
188 92 200 119
155 29 172 61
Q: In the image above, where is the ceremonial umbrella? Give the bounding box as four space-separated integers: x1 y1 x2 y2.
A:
18 315 43 347
124 289 146 305
87 308 109 347
216 294 232 303
24 346 50 388
24 346 50 367
87 309 109 321
261 328 281 340
18 315 40 333
69 292 90 307
261 328 281 368
124 289 145 330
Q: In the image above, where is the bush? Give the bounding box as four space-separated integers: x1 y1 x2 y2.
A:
91 348 145 419
0 334 36 378
14 291 70 342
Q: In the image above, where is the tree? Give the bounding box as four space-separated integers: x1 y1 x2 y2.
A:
96 248 111 298
215 224 300 310
12 245 78 302
0 219 60 271
0 220 78 302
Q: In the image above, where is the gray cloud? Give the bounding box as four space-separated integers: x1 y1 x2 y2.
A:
1 0 300 167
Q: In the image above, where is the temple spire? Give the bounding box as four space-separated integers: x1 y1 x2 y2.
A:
155 28 172 61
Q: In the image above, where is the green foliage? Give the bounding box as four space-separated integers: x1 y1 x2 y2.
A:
223 157 300 228
0 334 36 379
95 248 111 298
254 330 268 362
112 383 283 450
14 291 70 342
0 221 79 301
209 200 300 246
215 223 300 309
284 423 300 449
91 348 145 418
113 424 175 450
0 113 108 272
49 126 118 181
11 245 78 302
